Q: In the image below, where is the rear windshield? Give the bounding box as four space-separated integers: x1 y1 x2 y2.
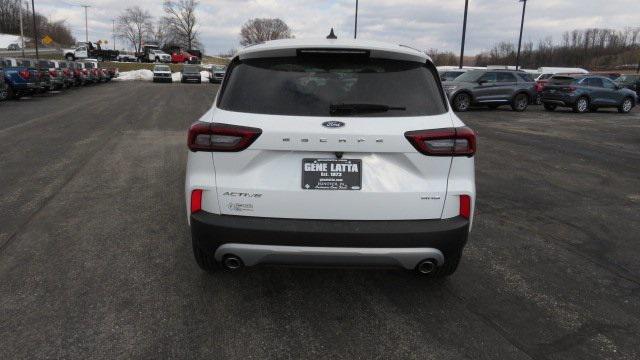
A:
549 76 578 85
183 66 200 73
218 56 446 117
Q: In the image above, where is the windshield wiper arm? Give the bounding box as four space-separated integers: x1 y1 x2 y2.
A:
329 103 406 115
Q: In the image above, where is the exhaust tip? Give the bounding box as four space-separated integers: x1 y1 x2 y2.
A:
417 259 437 275
222 255 243 271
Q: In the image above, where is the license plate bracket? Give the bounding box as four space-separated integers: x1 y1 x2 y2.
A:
302 158 362 190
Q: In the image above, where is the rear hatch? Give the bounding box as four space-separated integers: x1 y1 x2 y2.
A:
200 51 459 220
543 76 579 97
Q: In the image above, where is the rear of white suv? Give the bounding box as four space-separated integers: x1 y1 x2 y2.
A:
185 38 476 277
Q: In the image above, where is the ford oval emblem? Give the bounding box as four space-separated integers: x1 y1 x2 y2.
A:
322 121 345 128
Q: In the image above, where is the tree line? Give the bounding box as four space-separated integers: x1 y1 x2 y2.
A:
116 0 201 53
431 27 640 70
0 0 75 45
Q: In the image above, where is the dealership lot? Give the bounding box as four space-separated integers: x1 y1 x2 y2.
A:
0 82 639 358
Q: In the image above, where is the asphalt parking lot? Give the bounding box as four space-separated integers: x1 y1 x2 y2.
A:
1 82 639 359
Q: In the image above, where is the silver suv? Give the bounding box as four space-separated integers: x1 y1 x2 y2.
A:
443 69 536 112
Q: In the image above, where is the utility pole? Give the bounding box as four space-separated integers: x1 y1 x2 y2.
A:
515 0 527 70
354 0 359 39
81 5 91 42
459 0 469 69
30 0 39 60
112 19 116 50
19 0 25 57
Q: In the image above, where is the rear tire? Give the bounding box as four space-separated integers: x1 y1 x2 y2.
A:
420 252 462 278
452 92 471 112
193 244 219 272
511 93 529 112
543 103 557 111
573 96 589 113
618 97 634 113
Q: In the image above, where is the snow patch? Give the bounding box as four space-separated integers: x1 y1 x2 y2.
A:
0 33 22 48
113 69 154 81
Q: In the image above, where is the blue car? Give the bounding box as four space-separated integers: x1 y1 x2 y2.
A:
1 57 40 99
542 75 637 113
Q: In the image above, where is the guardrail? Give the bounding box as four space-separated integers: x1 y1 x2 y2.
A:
0 48 59 57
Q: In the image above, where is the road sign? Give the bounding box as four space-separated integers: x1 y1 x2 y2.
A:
42 35 53 45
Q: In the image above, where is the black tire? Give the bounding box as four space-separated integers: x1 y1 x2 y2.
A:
618 97 634 114
7 85 17 100
65 54 74 61
420 251 462 278
155 57 160 63
573 96 589 113
543 103 557 111
511 93 529 112
97 56 103 62
193 244 219 272
0 87 8 101
452 92 471 112
534 94 542 105
198 79 202 84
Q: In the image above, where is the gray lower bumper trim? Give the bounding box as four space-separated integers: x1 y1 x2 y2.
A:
214 243 445 270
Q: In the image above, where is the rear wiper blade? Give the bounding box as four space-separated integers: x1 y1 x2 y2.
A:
329 103 406 115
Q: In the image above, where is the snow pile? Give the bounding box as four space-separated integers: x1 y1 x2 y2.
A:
113 69 154 81
200 71 210 82
172 72 181 82
0 33 22 48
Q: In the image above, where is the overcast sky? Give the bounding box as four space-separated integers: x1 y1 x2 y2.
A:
33 0 640 55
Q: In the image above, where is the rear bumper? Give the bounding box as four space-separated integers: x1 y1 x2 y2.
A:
191 212 469 268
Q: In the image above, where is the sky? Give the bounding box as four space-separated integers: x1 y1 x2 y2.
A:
32 0 640 55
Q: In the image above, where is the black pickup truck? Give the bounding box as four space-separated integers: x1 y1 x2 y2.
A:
63 42 119 62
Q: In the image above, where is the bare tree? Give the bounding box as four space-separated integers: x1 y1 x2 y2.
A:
116 6 153 53
147 18 171 48
163 0 200 50
239 18 293 46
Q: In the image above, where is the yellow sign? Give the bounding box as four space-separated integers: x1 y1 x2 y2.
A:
42 35 53 45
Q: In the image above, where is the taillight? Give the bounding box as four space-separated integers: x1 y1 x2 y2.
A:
405 127 476 157
49 70 56 77
190 189 203 214
83 69 88 75
459 195 471 219
19 69 30 80
188 122 262 152
567 86 577 92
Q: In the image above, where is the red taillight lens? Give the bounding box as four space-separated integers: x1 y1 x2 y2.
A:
190 189 203 214
188 122 262 152
459 195 471 219
83 69 88 75
19 69 30 80
405 127 476 157
49 70 56 77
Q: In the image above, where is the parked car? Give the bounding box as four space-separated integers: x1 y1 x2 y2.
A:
17 58 51 92
50 60 74 88
116 54 137 62
153 65 173 83
70 61 88 86
616 74 640 96
76 61 96 84
7 43 20 51
171 51 199 64
0 57 39 98
443 69 536 112
0 67 7 101
40 60 65 90
185 38 476 277
63 42 119 62
209 65 225 83
181 65 201 83
542 75 637 113
83 61 104 83
439 68 468 82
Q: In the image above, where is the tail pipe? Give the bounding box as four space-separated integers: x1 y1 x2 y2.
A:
222 255 244 271
417 259 437 275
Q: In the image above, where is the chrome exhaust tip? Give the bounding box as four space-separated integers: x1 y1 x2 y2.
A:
417 259 437 275
222 255 243 271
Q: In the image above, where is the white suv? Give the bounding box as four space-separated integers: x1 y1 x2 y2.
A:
185 38 476 277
